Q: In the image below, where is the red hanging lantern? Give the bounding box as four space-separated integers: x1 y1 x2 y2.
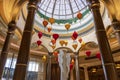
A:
51 39 56 45
72 31 78 40
77 12 82 19
37 40 42 46
47 26 52 32
38 32 42 39
53 51 58 56
43 20 48 27
65 24 71 30
96 53 101 60
49 18 55 24
53 34 59 40
70 63 73 70
78 38 82 43
85 50 91 57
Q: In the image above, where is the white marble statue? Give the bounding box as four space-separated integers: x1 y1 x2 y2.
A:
58 49 71 80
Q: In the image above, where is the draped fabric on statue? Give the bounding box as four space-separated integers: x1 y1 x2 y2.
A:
58 50 71 80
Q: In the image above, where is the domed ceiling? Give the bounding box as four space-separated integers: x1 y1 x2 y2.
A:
21 0 104 38
35 0 92 36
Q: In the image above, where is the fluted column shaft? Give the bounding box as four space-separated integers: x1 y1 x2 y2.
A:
112 19 120 44
74 52 80 80
0 21 16 79
13 0 39 80
86 0 118 80
83 66 89 80
47 53 52 80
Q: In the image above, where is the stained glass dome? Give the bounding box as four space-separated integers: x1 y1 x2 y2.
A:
38 0 88 20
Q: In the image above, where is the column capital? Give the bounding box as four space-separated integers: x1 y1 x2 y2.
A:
86 0 100 9
74 52 79 55
8 21 16 33
28 0 40 9
112 19 120 30
48 52 53 56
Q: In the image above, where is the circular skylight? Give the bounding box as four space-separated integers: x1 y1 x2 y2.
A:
38 0 88 20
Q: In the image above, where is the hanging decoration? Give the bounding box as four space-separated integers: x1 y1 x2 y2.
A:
72 44 78 50
81 41 85 47
96 52 101 60
47 26 52 32
37 40 42 46
70 63 73 71
49 18 55 24
71 59 75 64
78 38 82 43
85 50 91 57
77 12 82 19
53 34 59 40
53 51 58 56
51 39 56 45
64 40 68 46
59 40 68 46
59 40 64 46
53 51 58 62
42 55 47 62
51 45 56 49
38 32 43 39
43 20 48 27
72 41 78 50
65 23 71 31
72 31 78 40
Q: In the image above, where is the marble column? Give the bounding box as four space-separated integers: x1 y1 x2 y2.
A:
13 0 39 80
83 66 89 80
112 19 120 44
47 52 52 80
74 52 80 80
0 21 16 79
86 0 118 80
